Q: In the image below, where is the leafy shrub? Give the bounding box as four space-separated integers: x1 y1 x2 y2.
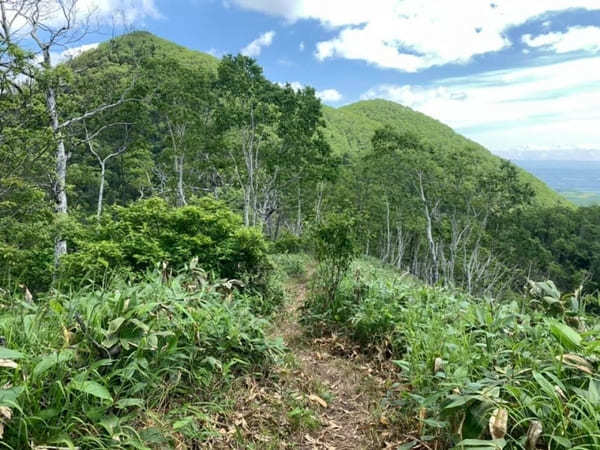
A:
59 197 271 289
0 267 283 448
272 231 306 254
0 211 54 293
301 258 600 448
271 253 311 279
303 214 358 326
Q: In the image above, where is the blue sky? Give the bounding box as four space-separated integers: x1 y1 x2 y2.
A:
51 1 600 153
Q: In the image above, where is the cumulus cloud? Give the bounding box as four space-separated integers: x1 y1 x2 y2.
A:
522 26 600 54
77 0 161 24
1 0 160 40
277 81 304 91
361 56 600 150
276 82 342 102
316 89 342 102
230 0 600 71
241 30 276 57
51 42 100 65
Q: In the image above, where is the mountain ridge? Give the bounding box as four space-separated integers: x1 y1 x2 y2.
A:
79 32 569 208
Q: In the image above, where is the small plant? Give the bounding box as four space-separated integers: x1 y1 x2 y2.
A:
287 407 320 431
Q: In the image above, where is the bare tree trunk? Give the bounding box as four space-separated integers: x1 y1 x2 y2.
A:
314 181 324 224
97 161 105 219
243 189 250 226
395 224 405 269
296 186 302 236
175 154 186 207
383 198 391 263
418 171 439 284
41 47 69 266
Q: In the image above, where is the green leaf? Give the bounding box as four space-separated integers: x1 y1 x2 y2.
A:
444 395 473 409
533 371 556 399
0 386 24 406
99 415 119 435
456 439 506 449
173 416 195 430
550 436 572 448
115 398 144 409
550 321 582 350
107 317 126 335
70 379 113 402
589 379 600 405
0 348 24 360
33 350 74 378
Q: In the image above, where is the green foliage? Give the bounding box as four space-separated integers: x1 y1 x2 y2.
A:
0 268 283 448
272 231 307 254
270 253 311 279
311 213 357 299
323 100 567 208
302 215 358 328
302 257 600 447
499 206 600 293
58 197 271 289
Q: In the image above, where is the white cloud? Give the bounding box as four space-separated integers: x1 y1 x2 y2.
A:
277 81 304 91
1 0 159 41
51 42 100 65
361 56 600 150
231 0 600 71
241 30 276 57
316 88 342 102
77 0 161 24
522 26 600 54
278 82 343 102
299 41 305 51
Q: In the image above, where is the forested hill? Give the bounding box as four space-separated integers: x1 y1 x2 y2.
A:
81 31 565 208
4 29 587 297
77 31 219 72
323 100 567 207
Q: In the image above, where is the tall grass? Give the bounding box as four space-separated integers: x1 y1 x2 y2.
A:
0 266 283 448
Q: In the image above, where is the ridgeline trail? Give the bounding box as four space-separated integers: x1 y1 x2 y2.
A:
210 271 406 449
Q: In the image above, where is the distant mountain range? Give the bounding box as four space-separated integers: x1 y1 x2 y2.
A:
494 148 600 161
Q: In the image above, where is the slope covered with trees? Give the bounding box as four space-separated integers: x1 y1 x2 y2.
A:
323 100 566 208
1 29 594 296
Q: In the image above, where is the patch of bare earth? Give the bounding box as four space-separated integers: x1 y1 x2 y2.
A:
207 273 412 449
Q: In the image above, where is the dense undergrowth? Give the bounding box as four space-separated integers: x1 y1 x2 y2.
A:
0 262 285 448
0 197 289 448
303 257 600 449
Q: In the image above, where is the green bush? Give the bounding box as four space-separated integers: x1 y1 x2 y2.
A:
59 197 271 289
301 258 600 448
0 268 284 448
271 253 311 279
301 214 358 332
0 212 54 293
272 231 306 254
311 214 357 280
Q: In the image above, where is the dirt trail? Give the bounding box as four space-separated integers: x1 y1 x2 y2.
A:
211 272 399 449
278 278 389 449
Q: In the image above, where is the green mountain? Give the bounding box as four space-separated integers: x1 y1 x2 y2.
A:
77 32 567 208
75 31 219 72
322 99 568 207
